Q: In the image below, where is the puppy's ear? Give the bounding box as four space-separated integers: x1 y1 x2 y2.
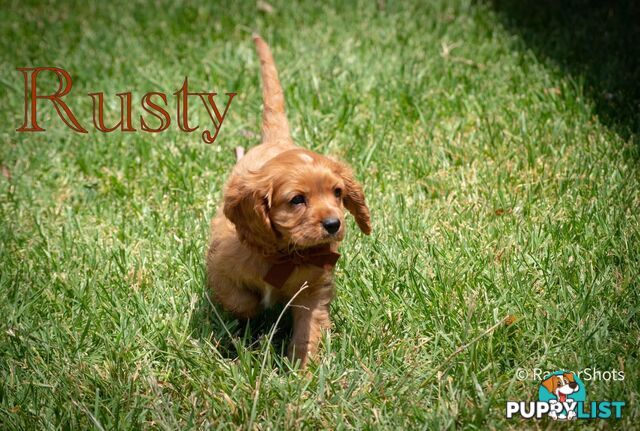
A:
564 373 576 383
331 159 371 235
223 172 276 251
541 376 558 394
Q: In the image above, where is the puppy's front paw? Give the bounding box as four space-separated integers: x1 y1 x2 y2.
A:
287 343 312 370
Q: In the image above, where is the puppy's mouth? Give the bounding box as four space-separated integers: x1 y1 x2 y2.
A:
557 387 577 402
284 233 343 252
325 230 345 240
296 236 337 249
319 230 346 245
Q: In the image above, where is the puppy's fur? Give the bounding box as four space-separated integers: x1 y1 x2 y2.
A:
206 36 371 368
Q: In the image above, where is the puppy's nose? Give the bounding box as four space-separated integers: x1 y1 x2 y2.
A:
569 382 578 389
322 217 341 234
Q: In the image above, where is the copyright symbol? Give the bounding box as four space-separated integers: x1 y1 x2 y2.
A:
516 368 529 380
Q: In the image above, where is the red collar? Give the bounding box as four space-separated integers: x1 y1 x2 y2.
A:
263 244 340 288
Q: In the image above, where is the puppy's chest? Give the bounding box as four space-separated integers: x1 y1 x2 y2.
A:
285 263 329 288
260 264 332 305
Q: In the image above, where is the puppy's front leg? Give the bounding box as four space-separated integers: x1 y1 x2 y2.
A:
288 294 331 369
208 272 262 319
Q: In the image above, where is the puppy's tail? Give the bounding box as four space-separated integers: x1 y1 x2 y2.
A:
253 34 292 145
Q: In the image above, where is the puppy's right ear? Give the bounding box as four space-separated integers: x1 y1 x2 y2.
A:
541 376 558 394
223 172 276 252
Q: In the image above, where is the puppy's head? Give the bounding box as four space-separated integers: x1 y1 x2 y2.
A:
224 149 371 253
541 373 579 398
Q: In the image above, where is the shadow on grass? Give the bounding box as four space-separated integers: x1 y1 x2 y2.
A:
487 0 640 145
188 288 293 361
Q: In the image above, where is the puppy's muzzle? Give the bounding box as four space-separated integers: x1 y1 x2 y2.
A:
322 217 341 235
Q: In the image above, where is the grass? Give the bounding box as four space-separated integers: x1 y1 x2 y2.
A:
1 0 639 429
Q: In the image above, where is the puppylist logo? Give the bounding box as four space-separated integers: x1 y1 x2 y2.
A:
506 370 625 421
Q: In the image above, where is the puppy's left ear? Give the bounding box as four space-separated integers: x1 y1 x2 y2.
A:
223 171 276 251
331 159 371 235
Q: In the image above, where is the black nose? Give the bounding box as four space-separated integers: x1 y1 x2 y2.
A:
569 382 578 389
322 217 341 234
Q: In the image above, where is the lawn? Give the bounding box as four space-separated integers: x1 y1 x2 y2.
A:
1 0 638 429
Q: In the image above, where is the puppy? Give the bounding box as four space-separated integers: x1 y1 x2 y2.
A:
541 373 579 420
206 35 371 368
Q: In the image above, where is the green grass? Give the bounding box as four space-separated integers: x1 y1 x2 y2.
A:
1 0 639 429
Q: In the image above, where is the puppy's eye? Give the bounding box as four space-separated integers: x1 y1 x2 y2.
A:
334 188 342 198
290 195 306 205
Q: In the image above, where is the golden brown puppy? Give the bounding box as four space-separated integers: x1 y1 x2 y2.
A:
206 35 371 368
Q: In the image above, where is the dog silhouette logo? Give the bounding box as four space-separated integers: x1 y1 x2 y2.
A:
538 371 586 420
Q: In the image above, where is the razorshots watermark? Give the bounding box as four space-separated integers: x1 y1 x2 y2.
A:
506 370 625 421
515 367 625 382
